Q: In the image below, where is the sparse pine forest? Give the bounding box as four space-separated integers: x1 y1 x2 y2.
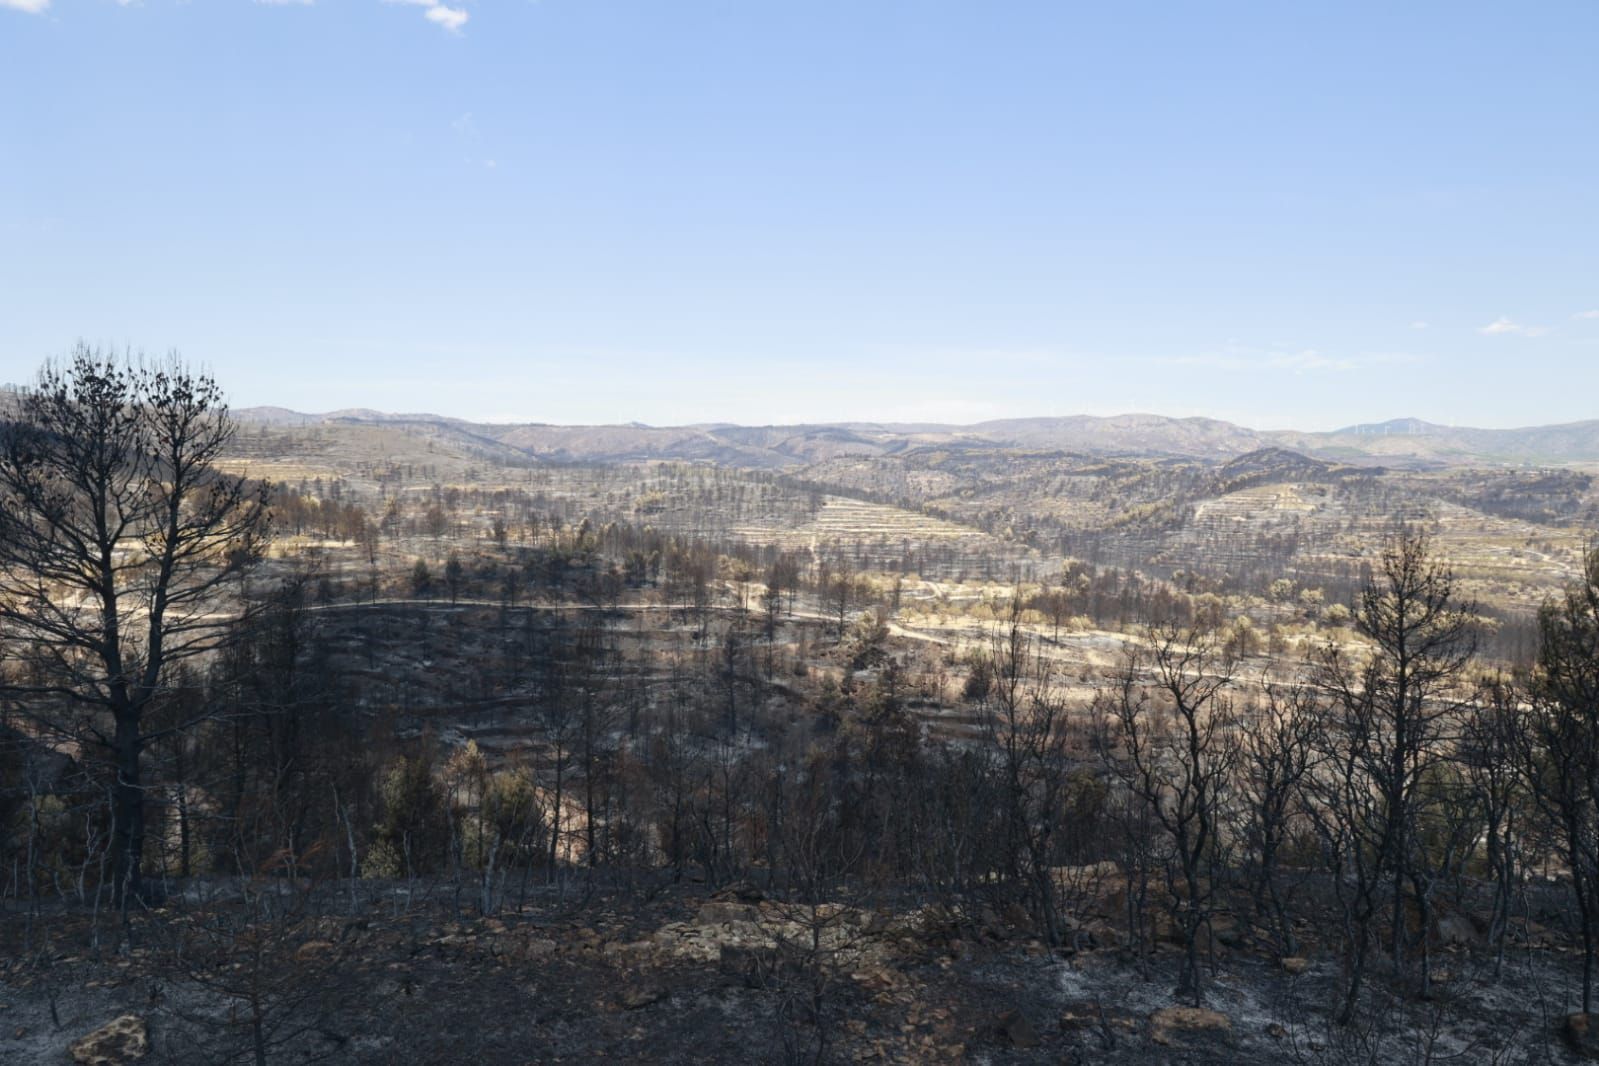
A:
11 352 1599 1064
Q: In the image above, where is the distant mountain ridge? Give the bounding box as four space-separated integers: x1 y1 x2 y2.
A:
234 406 1599 468
1334 417 1442 437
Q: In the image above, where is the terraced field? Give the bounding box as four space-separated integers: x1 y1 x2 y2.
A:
731 496 1038 579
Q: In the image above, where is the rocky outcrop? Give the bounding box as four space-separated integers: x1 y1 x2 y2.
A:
69 1015 149 1065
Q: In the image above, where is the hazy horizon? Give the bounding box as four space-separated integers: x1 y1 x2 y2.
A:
223 397 1587 437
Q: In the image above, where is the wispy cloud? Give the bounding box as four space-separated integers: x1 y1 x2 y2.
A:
1574 310 1599 321
385 0 468 33
1410 320 1429 330
1478 315 1550 337
0 0 51 15
425 5 467 31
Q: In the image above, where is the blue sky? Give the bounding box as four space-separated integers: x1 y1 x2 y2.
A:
1 1 1596 429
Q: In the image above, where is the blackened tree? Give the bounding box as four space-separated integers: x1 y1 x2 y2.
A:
0 348 271 905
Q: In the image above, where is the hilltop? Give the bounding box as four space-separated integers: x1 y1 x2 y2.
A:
235 406 1599 468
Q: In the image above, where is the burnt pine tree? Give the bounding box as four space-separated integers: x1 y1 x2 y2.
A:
1100 621 1237 1006
1524 544 1599 1012
0 349 270 905
1312 528 1476 1022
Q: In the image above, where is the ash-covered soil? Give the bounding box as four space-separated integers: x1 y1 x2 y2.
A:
2 881 1592 1065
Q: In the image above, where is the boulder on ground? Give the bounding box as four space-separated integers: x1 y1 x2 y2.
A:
1149 1006 1231 1047
618 983 666 1010
695 901 761 926
294 939 335 962
69 1015 149 1065
995 1009 1040 1049
712 880 764 903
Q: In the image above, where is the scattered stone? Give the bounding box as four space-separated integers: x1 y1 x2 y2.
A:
995 1009 1040 1049
1565 1013 1599 1059
618 984 665 1010
294 939 335 962
712 880 765 903
523 937 558 959
1059 1005 1097 1032
1433 911 1482 948
718 944 780 987
1002 902 1034 933
1149 1006 1232 1047
851 967 898 994
1280 956 1309 975
69 1015 149 1065
696 901 761 926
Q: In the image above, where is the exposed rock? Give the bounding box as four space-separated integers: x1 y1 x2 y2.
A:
1001 902 1034 934
69 1015 149 1065
995 1009 1040 1049
1433 911 1481 948
850 966 899 995
718 944 781 987
1280 955 1309 975
1149 1006 1232 1047
618 984 665 1010
1566 1013 1599 1059
1152 910 1239 952
712 880 765 903
695 901 762 926
522 937 558 960
1059 1004 1098 1032
294 939 335 962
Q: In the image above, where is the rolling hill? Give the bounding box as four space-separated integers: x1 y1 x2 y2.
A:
235 406 1599 468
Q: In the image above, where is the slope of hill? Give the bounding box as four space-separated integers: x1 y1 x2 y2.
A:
234 407 1599 468
1291 419 1599 465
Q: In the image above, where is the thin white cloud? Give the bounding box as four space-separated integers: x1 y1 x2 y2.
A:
425 5 468 31
0 0 50 14
1410 320 1429 330
1574 310 1599 320
385 0 467 33
1478 316 1550 337
1265 350 1359 372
